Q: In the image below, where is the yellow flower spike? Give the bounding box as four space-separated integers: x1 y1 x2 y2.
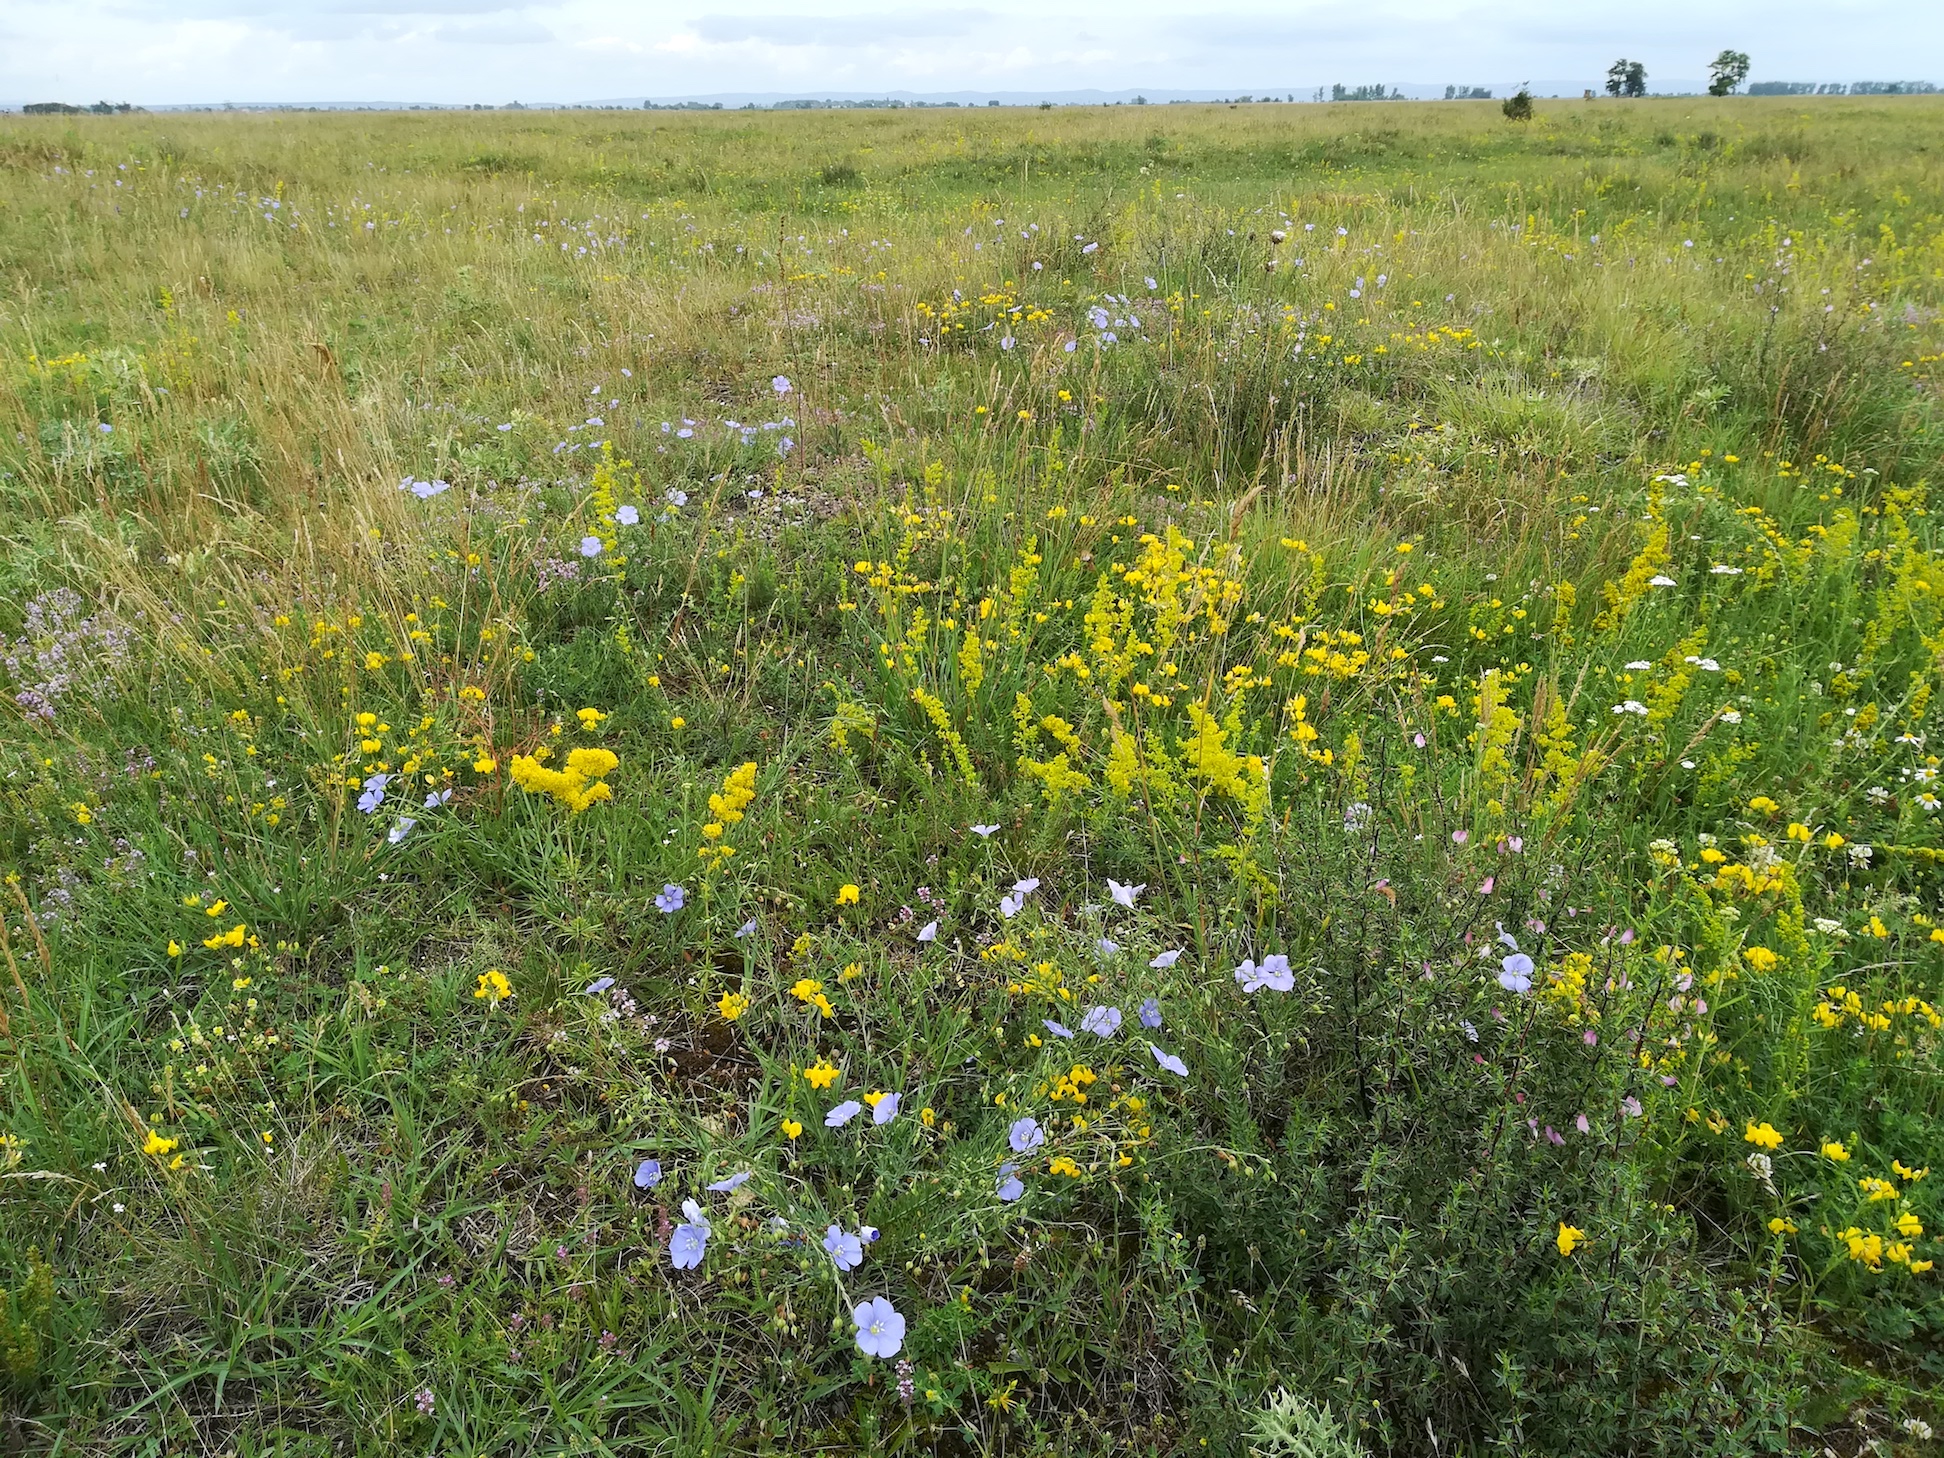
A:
1556 1223 1585 1257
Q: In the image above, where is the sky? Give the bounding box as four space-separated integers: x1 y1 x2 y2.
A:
3 0 1938 106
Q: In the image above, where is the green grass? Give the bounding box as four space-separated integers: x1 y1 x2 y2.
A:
0 95 1942 1455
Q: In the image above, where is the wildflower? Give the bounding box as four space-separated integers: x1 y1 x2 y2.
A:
717 990 750 1020
1042 1019 1074 1039
707 1171 751 1192
772 375 792 394
836 883 861 906
357 773 391 814
970 823 1000 837
1621 1096 1643 1117
1139 997 1163 1028
1147 1042 1189 1077
579 536 603 558
666 489 689 507
655 883 686 914
1894 1160 1928 1182
852 1296 905 1359
1556 1222 1585 1257
633 1157 662 1189
167 939 182 957
1080 1005 1123 1038
997 1164 1025 1201
1744 1121 1783 1150
781 1118 803 1140
669 1200 711 1269
1096 937 1120 957
1235 954 1293 993
1896 1209 1924 1238
1498 953 1535 993
917 920 938 942
1149 949 1181 969
873 1092 901 1125
735 918 758 938
415 1388 435 1416
826 1100 863 1127
1009 1116 1045 1153
1821 1140 1851 1162
1107 879 1145 908
473 969 513 1005
824 1224 864 1270
1049 1155 1082 1176
387 818 417 845
804 1058 840 1090
424 788 452 808
142 1129 179 1158
582 977 616 996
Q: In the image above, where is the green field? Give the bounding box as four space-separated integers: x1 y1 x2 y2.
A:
1 95 1942 1454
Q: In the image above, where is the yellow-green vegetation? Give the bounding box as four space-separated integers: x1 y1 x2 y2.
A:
1 96 1942 1454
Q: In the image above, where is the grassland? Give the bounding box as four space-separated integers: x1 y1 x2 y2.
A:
1 94 1942 1455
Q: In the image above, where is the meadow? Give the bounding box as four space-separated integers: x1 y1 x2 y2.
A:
0 92 1942 1455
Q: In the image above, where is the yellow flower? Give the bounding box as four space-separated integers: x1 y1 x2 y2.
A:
836 883 860 906
862 1090 887 1108
670 716 686 729
1048 1156 1082 1177
1822 1140 1851 1162
838 961 863 982
473 755 497 773
1824 832 1846 849
1748 795 1779 815
790 978 824 1004
1896 1210 1924 1238
202 923 246 950
920 1107 936 1128
167 940 183 957
804 1058 840 1090
1894 1160 1929 1182
576 706 607 728
1743 946 1779 973
1768 1217 1797 1235
473 969 513 1004
717 990 750 1021
781 1118 803 1140
142 1129 179 1158
811 993 836 1018
1556 1222 1585 1257
1744 1121 1783 1150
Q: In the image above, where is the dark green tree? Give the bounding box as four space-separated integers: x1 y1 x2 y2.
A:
1606 59 1647 97
1502 87 1534 121
1707 49 1752 95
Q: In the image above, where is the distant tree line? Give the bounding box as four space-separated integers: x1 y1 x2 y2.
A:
22 101 139 115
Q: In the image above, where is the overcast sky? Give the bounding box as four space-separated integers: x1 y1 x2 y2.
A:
5 0 1938 105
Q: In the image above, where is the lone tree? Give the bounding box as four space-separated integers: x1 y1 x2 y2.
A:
1502 87 1534 121
1707 49 1752 95
1606 59 1648 97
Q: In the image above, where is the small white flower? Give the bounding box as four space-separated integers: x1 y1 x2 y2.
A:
1648 574 1677 587
1611 700 1649 716
1625 660 1652 670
